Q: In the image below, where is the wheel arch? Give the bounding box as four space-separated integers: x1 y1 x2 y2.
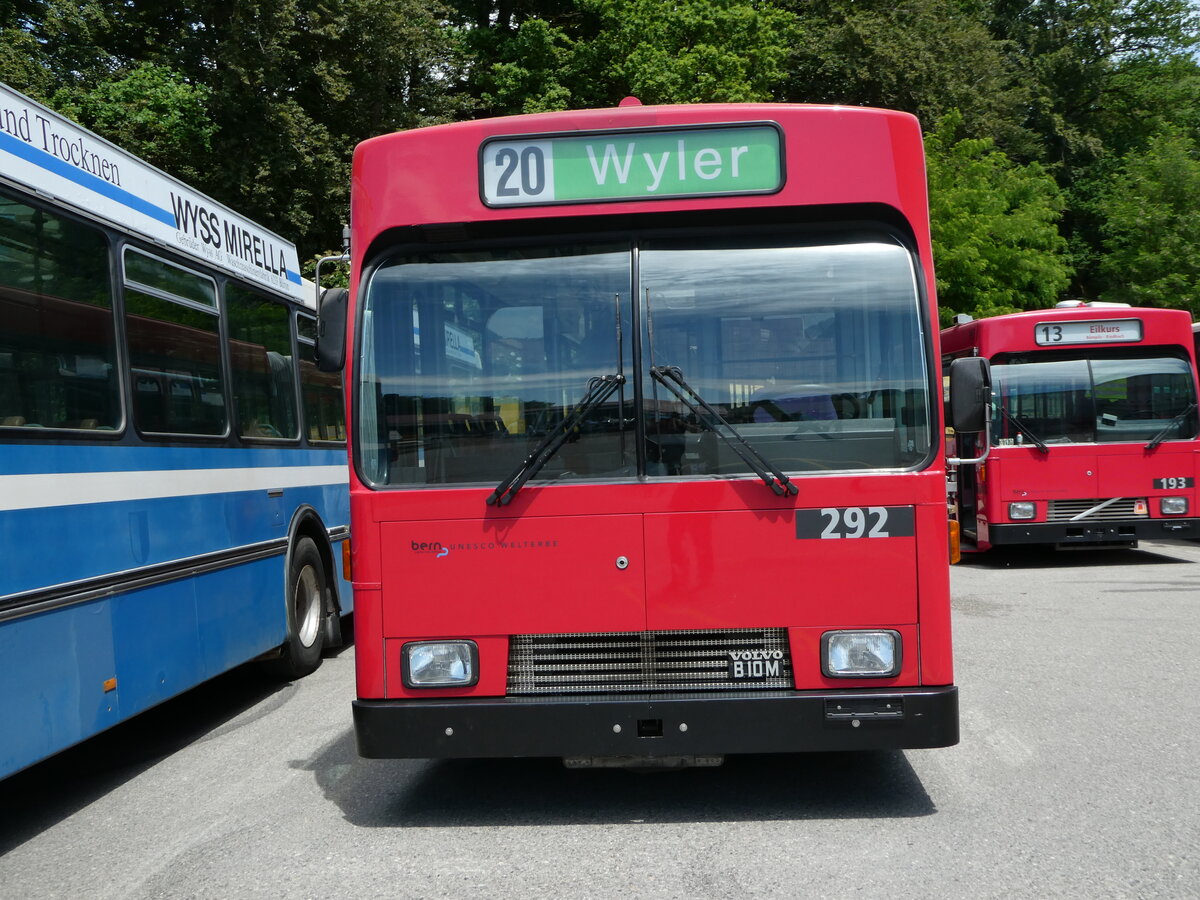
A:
285 504 344 620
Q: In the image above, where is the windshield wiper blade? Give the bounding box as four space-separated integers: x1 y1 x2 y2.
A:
999 406 1049 454
487 374 626 506
650 365 797 497
1145 402 1197 451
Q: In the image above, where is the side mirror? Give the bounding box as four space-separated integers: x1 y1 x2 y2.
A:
316 288 348 372
948 356 991 434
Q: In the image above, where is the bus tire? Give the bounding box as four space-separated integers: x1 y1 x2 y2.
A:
263 536 326 680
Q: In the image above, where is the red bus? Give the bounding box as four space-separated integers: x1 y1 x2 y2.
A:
943 303 1200 551
319 101 972 765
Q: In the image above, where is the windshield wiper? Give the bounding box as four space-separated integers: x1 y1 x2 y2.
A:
1145 402 1197 451
650 365 798 497
487 374 626 506
998 406 1049 454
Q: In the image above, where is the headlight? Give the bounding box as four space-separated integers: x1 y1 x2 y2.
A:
822 630 900 678
1009 501 1036 520
1160 497 1189 515
402 641 479 687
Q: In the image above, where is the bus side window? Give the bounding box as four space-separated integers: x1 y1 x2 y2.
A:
297 312 346 444
123 248 225 437
228 285 298 441
0 192 120 432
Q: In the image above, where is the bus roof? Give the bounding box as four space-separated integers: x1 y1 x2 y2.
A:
941 305 1194 357
351 102 930 257
0 81 304 304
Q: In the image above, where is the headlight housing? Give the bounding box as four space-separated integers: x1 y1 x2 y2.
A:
1009 501 1036 520
822 630 901 678
1160 496 1188 515
402 640 479 687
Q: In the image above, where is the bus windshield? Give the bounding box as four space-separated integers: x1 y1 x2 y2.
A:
357 229 932 487
992 350 1198 445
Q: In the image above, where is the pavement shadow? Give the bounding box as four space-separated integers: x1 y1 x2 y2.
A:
305 730 937 827
956 544 1193 570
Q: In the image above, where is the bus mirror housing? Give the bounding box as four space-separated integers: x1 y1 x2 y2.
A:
949 357 990 434
316 288 348 372
947 357 991 465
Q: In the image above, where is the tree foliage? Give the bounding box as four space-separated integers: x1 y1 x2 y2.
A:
50 63 216 184
1095 130 1200 310
1 0 1198 314
456 0 801 115
925 113 1071 324
781 0 1037 155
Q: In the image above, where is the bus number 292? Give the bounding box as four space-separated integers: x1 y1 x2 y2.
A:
794 506 916 540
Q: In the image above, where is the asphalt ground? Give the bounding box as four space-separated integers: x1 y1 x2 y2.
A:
2 539 1198 898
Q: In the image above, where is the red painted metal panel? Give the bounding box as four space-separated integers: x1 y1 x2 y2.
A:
914 503 953 685
353 588 385 698
642 508 917 630
378 515 646 636
988 450 1100 517
1095 444 1198 503
351 104 930 251
943 306 1198 363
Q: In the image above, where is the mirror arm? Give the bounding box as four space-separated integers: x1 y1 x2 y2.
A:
948 416 991 466
315 252 350 306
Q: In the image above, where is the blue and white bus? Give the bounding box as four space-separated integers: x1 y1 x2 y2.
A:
0 83 350 779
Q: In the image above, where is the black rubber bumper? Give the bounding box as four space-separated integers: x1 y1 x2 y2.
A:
989 517 1200 545
353 686 959 759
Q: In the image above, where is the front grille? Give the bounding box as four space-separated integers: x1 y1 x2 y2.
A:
507 628 793 695
1047 498 1147 522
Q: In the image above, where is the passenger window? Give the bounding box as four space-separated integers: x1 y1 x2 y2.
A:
297 313 346 443
123 248 225 436
0 192 121 432
227 285 298 440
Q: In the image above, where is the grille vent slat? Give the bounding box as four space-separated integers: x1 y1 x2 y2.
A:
1047 498 1146 522
507 628 792 695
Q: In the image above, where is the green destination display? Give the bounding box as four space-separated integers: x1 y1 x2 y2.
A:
481 124 782 207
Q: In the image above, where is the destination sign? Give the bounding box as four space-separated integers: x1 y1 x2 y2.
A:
1034 318 1143 346
480 124 783 207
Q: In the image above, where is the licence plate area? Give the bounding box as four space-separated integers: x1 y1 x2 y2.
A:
727 651 785 681
824 697 904 719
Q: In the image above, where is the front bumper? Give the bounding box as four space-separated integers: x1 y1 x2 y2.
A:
353 686 959 759
989 517 1200 545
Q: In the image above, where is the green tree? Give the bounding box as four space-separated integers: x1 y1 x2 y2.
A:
987 0 1200 167
572 0 800 106
778 0 1034 154
454 0 801 115
925 113 1071 324
0 0 459 260
1095 130 1200 311
50 63 216 185
0 0 115 102
982 1 1200 299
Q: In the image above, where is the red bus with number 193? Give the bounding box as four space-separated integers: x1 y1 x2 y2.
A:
318 100 971 766
943 303 1200 551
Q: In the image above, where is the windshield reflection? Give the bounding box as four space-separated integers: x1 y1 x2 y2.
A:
992 352 1198 445
356 231 933 487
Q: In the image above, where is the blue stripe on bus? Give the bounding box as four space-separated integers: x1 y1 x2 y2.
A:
1 443 347 475
0 130 178 228
286 269 302 285
0 481 349 597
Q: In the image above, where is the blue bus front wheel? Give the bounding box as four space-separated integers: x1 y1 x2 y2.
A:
262 536 327 679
